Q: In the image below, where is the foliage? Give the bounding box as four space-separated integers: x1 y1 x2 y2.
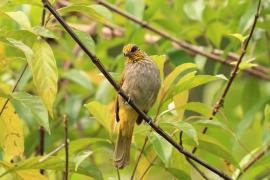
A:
0 0 270 179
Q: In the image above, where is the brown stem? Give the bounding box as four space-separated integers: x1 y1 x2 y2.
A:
130 137 148 180
42 1 232 179
96 0 269 81
39 127 45 174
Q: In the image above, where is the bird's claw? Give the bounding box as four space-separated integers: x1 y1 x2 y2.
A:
124 97 131 105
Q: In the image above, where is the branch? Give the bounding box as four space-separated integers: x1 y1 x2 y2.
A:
188 0 262 176
192 0 262 154
96 0 270 81
41 1 232 179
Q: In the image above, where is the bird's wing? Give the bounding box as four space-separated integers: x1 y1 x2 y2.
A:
115 74 125 122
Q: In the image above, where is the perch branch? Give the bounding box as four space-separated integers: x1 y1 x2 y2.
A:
96 0 270 81
42 1 231 179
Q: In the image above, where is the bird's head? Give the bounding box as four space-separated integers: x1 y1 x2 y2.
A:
122 44 146 62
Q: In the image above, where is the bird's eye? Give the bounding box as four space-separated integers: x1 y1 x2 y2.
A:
130 46 139 52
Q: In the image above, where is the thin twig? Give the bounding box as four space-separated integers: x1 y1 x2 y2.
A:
39 143 65 162
237 143 270 179
0 64 28 116
96 0 270 81
180 131 208 180
130 137 148 180
192 0 262 155
42 1 232 179
139 156 158 180
64 114 69 180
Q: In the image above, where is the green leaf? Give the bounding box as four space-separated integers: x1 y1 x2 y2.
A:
125 0 145 20
163 63 196 89
90 4 113 21
151 55 166 82
74 150 93 171
193 135 238 166
173 74 226 96
192 120 237 139
230 58 258 70
5 38 33 61
84 101 112 133
5 11 31 30
74 29 96 53
31 40 58 116
148 132 172 166
179 102 212 117
163 121 198 145
166 168 191 180
32 26 56 39
229 33 248 43
237 97 270 136
264 104 270 123
63 69 94 91
183 0 205 22
231 147 261 179
58 5 115 27
57 138 111 156
11 92 50 134
64 95 82 123
173 91 189 119
206 22 229 47
0 156 103 180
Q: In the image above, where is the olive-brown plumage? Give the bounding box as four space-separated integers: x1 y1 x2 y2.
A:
114 44 161 168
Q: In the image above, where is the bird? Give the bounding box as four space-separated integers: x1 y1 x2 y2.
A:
113 44 161 169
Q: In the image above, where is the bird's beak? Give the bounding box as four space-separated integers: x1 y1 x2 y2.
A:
124 52 132 57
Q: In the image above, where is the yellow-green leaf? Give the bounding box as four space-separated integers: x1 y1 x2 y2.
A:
173 91 189 119
229 33 248 43
0 98 24 161
151 55 166 82
5 11 31 30
84 101 112 133
31 40 58 116
163 63 197 89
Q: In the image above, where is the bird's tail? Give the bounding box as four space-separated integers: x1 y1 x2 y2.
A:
114 107 138 169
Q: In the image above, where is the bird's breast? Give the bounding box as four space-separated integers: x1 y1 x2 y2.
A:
122 60 160 110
